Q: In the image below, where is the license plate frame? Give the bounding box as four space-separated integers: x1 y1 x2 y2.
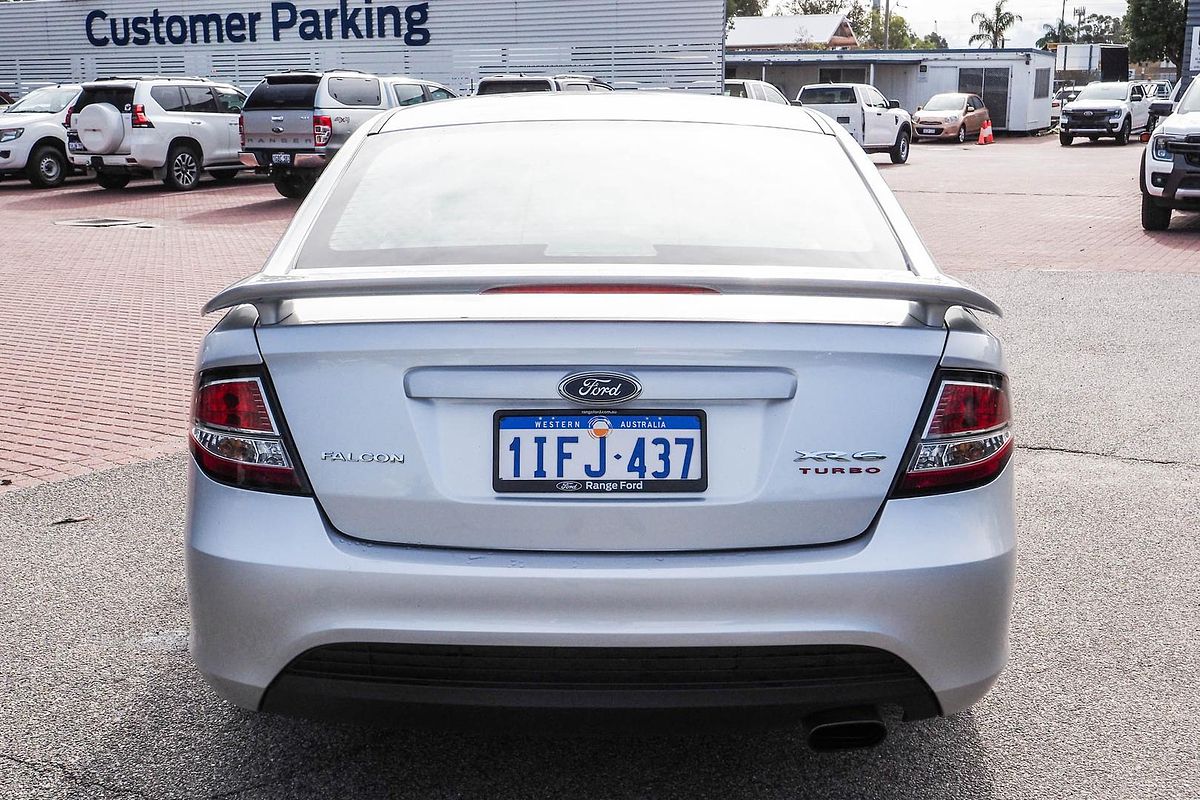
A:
271 152 292 165
493 409 708 494
920 127 938 135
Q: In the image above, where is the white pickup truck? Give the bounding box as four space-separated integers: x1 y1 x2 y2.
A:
1140 78 1200 231
796 83 912 164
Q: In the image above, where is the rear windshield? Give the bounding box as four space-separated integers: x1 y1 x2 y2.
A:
75 86 134 113
477 80 554 95
296 121 907 271
5 86 77 114
245 80 319 110
799 87 855 105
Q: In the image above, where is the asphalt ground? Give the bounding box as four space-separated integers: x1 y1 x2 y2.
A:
2 139 1200 798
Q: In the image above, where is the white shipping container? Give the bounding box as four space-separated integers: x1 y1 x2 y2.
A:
0 0 725 95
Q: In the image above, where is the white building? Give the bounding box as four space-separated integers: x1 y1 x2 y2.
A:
727 47 1056 132
0 0 725 96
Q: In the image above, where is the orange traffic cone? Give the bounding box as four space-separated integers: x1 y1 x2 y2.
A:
977 120 995 145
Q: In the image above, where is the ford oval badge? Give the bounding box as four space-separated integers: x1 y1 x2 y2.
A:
558 371 642 406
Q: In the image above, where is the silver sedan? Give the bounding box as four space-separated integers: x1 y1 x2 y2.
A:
188 92 1014 750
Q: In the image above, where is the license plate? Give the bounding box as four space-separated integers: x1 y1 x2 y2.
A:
68 141 85 152
920 128 938 135
494 410 707 494
271 152 292 165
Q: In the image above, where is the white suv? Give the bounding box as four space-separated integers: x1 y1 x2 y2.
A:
0 84 82 188
1140 79 1200 231
67 77 246 191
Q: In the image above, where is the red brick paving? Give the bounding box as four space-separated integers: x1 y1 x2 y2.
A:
1 138 1198 489
0 174 292 489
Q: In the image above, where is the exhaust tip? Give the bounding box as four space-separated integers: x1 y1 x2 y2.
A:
805 706 887 752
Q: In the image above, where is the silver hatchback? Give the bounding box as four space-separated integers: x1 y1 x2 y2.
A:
188 93 1015 749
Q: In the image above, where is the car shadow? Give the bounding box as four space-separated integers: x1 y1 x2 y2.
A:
69 665 1000 799
182 197 301 225
1 175 273 210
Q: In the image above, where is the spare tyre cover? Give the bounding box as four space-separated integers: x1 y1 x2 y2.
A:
77 103 126 155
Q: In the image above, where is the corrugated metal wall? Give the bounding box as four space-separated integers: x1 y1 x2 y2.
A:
0 0 725 95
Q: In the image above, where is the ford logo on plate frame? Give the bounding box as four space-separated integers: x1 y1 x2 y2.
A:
558 371 643 406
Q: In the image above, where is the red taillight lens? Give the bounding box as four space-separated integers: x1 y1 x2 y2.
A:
130 104 153 128
313 115 332 147
195 378 275 433
485 284 718 295
925 381 1010 437
895 373 1012 496
64 104 74 129
189 374 307 494
238 114 245 149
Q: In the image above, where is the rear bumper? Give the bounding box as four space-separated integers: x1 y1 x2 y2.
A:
240 150 327 170
187 459 1015 721
913 122 963 139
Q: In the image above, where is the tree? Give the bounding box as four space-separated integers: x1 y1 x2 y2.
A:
726 0 766 27
1077 13 1128 44
775 0 844 12
969 0 1022 48
1125 0 1186 79
1035 20 1077 49
915 31 949 50
857 9 917 49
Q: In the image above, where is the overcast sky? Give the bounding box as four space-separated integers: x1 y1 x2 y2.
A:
767 1 1129 48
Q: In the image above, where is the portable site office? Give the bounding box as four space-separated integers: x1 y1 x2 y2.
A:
727 49 1057 133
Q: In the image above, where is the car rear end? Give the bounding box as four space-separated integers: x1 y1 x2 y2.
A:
475 76 557 95
66 81 146 169
188 95 1014 744
239 73 328 175
796 85 862 141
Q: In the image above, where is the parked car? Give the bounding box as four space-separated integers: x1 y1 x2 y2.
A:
1051 85 1081 125
66 76 246 190
724 78 791 105
1140 78 1200 230
1059 81 1152 146
240 70 456 199
1147 81 1185 132
475 74 613 95
0 83 82 188
796 83 912 163
911 93 990 144
1144 80 1173 99
189 92 1013 749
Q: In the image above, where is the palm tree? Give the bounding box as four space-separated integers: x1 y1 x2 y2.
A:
1035 20 1076 49
969 0 1022 48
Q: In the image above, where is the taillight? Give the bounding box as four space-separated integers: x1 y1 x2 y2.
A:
894 372 1012 496
238 114 245 149
485 284 718 294
189 373 308 494
130 104 153 128
64 104 74 129
313 114 332 146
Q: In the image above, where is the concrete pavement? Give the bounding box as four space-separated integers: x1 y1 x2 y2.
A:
2 268 1197 799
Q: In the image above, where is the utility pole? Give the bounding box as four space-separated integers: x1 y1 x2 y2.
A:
883 0 892 50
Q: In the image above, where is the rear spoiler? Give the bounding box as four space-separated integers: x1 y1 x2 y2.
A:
203 269 1002 327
